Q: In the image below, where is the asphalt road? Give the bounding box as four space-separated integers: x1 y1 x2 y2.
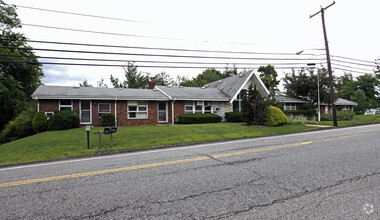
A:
1 124 379 219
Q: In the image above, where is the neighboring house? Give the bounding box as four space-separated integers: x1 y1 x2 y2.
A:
274 92 357 113
31 70 269 127
320 98 357 113
274 92 310 110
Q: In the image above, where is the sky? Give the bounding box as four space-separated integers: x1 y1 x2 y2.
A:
4 0 380 89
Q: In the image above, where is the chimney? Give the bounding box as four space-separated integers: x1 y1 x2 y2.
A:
148 81 156 89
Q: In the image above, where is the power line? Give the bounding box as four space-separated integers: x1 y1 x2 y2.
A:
0 54 318 66
16 5 154 24
0 60 314 69
334 67 374 75
1 46 325 61
331 55 375 64
2 38 297 56
331 59 374 68
331 63 373 72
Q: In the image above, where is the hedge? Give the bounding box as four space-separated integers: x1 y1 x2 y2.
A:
47 110 79 130
101 113 115 126
321 111 355 121
0 108 35 143
225 112 244 122
178 113 222 124
283 109 316 120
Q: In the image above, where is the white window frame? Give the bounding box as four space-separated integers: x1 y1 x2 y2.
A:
184 101 215 114
98 101 111 118
45 112 54 120
284 103 296 110
128 101 148 119
80 100 92 124
342 106 350 111
59 99 72 111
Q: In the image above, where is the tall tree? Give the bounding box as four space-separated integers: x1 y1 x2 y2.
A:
0 1 43 129
242 83 270 125
79 79 92 87
258 65 279 96
283 67 333 105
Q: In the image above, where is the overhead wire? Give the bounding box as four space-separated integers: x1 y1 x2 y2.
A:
15 5 154 24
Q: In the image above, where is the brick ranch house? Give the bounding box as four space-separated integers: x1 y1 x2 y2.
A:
32 70 269 127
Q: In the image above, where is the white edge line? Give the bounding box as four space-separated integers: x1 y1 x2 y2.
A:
1 124 379 172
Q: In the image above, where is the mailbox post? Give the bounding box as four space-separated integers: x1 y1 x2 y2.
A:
85 125 91 149
103 126 117 148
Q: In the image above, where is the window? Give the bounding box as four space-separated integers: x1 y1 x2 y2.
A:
233 90 246 112
45 112 54 120
342 106 350 111
98 101 111 117
59 100 72 110
128 101 148 119
284 103 296 110
184 101 219 115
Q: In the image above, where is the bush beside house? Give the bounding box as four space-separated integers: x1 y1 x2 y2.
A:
321 111 355 121
101 113 115 126
225 112 244 122
264 106 288 127
32 111 48 133
283 109 316 120
48 110 79 130
0 108 35 143
178 113 222 124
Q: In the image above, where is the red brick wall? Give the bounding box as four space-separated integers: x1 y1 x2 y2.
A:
38 99 187 127
38 99 58 113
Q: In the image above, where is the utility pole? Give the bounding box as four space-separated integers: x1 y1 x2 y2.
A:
310 1 338 126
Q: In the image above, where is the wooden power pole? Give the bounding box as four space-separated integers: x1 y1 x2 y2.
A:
310 1 338 127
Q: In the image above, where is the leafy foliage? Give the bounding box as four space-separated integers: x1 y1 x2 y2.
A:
32 111 47 133
101 113 115 126
258 65 279 96
283 67 333 105
321 111 355 121
242 83 270 125
283 109 316 120
178 113 222 124
0 1 43 130
264 106 288 127
79 79 93 87
0 107 35 143
47 110 79 131
225 112 244 122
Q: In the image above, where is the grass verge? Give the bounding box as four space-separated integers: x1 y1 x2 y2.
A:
0 114 379 166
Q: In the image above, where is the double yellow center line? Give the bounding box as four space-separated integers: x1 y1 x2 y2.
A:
0 131 378 188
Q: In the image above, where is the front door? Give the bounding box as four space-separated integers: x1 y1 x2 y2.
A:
80 100 91 124
158 101 168 122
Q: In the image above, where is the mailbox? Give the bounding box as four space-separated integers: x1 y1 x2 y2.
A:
104 126 111 135
111 126 117 133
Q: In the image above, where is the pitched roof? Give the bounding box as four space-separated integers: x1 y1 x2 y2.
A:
274 92 309 103
156 86 230 101
334 98 358 106
31 85 168 100
205 70 269 102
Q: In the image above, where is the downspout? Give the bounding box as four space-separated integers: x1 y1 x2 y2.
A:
115 98 117 127
172 99 176 124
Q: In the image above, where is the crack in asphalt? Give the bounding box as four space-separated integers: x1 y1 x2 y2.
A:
207 172 379 219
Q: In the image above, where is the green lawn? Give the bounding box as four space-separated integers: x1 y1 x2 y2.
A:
1 114 379 167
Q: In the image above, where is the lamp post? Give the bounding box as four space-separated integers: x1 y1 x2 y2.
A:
85 125 91 149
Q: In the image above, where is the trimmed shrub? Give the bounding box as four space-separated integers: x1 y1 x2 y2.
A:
0 108 35 143
283 109 316 120
264 106 288 127
321 111 355 121
47 110 79 131
101 113 115 126
225 112 244 122
32 111 47 133
178 113 222 124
